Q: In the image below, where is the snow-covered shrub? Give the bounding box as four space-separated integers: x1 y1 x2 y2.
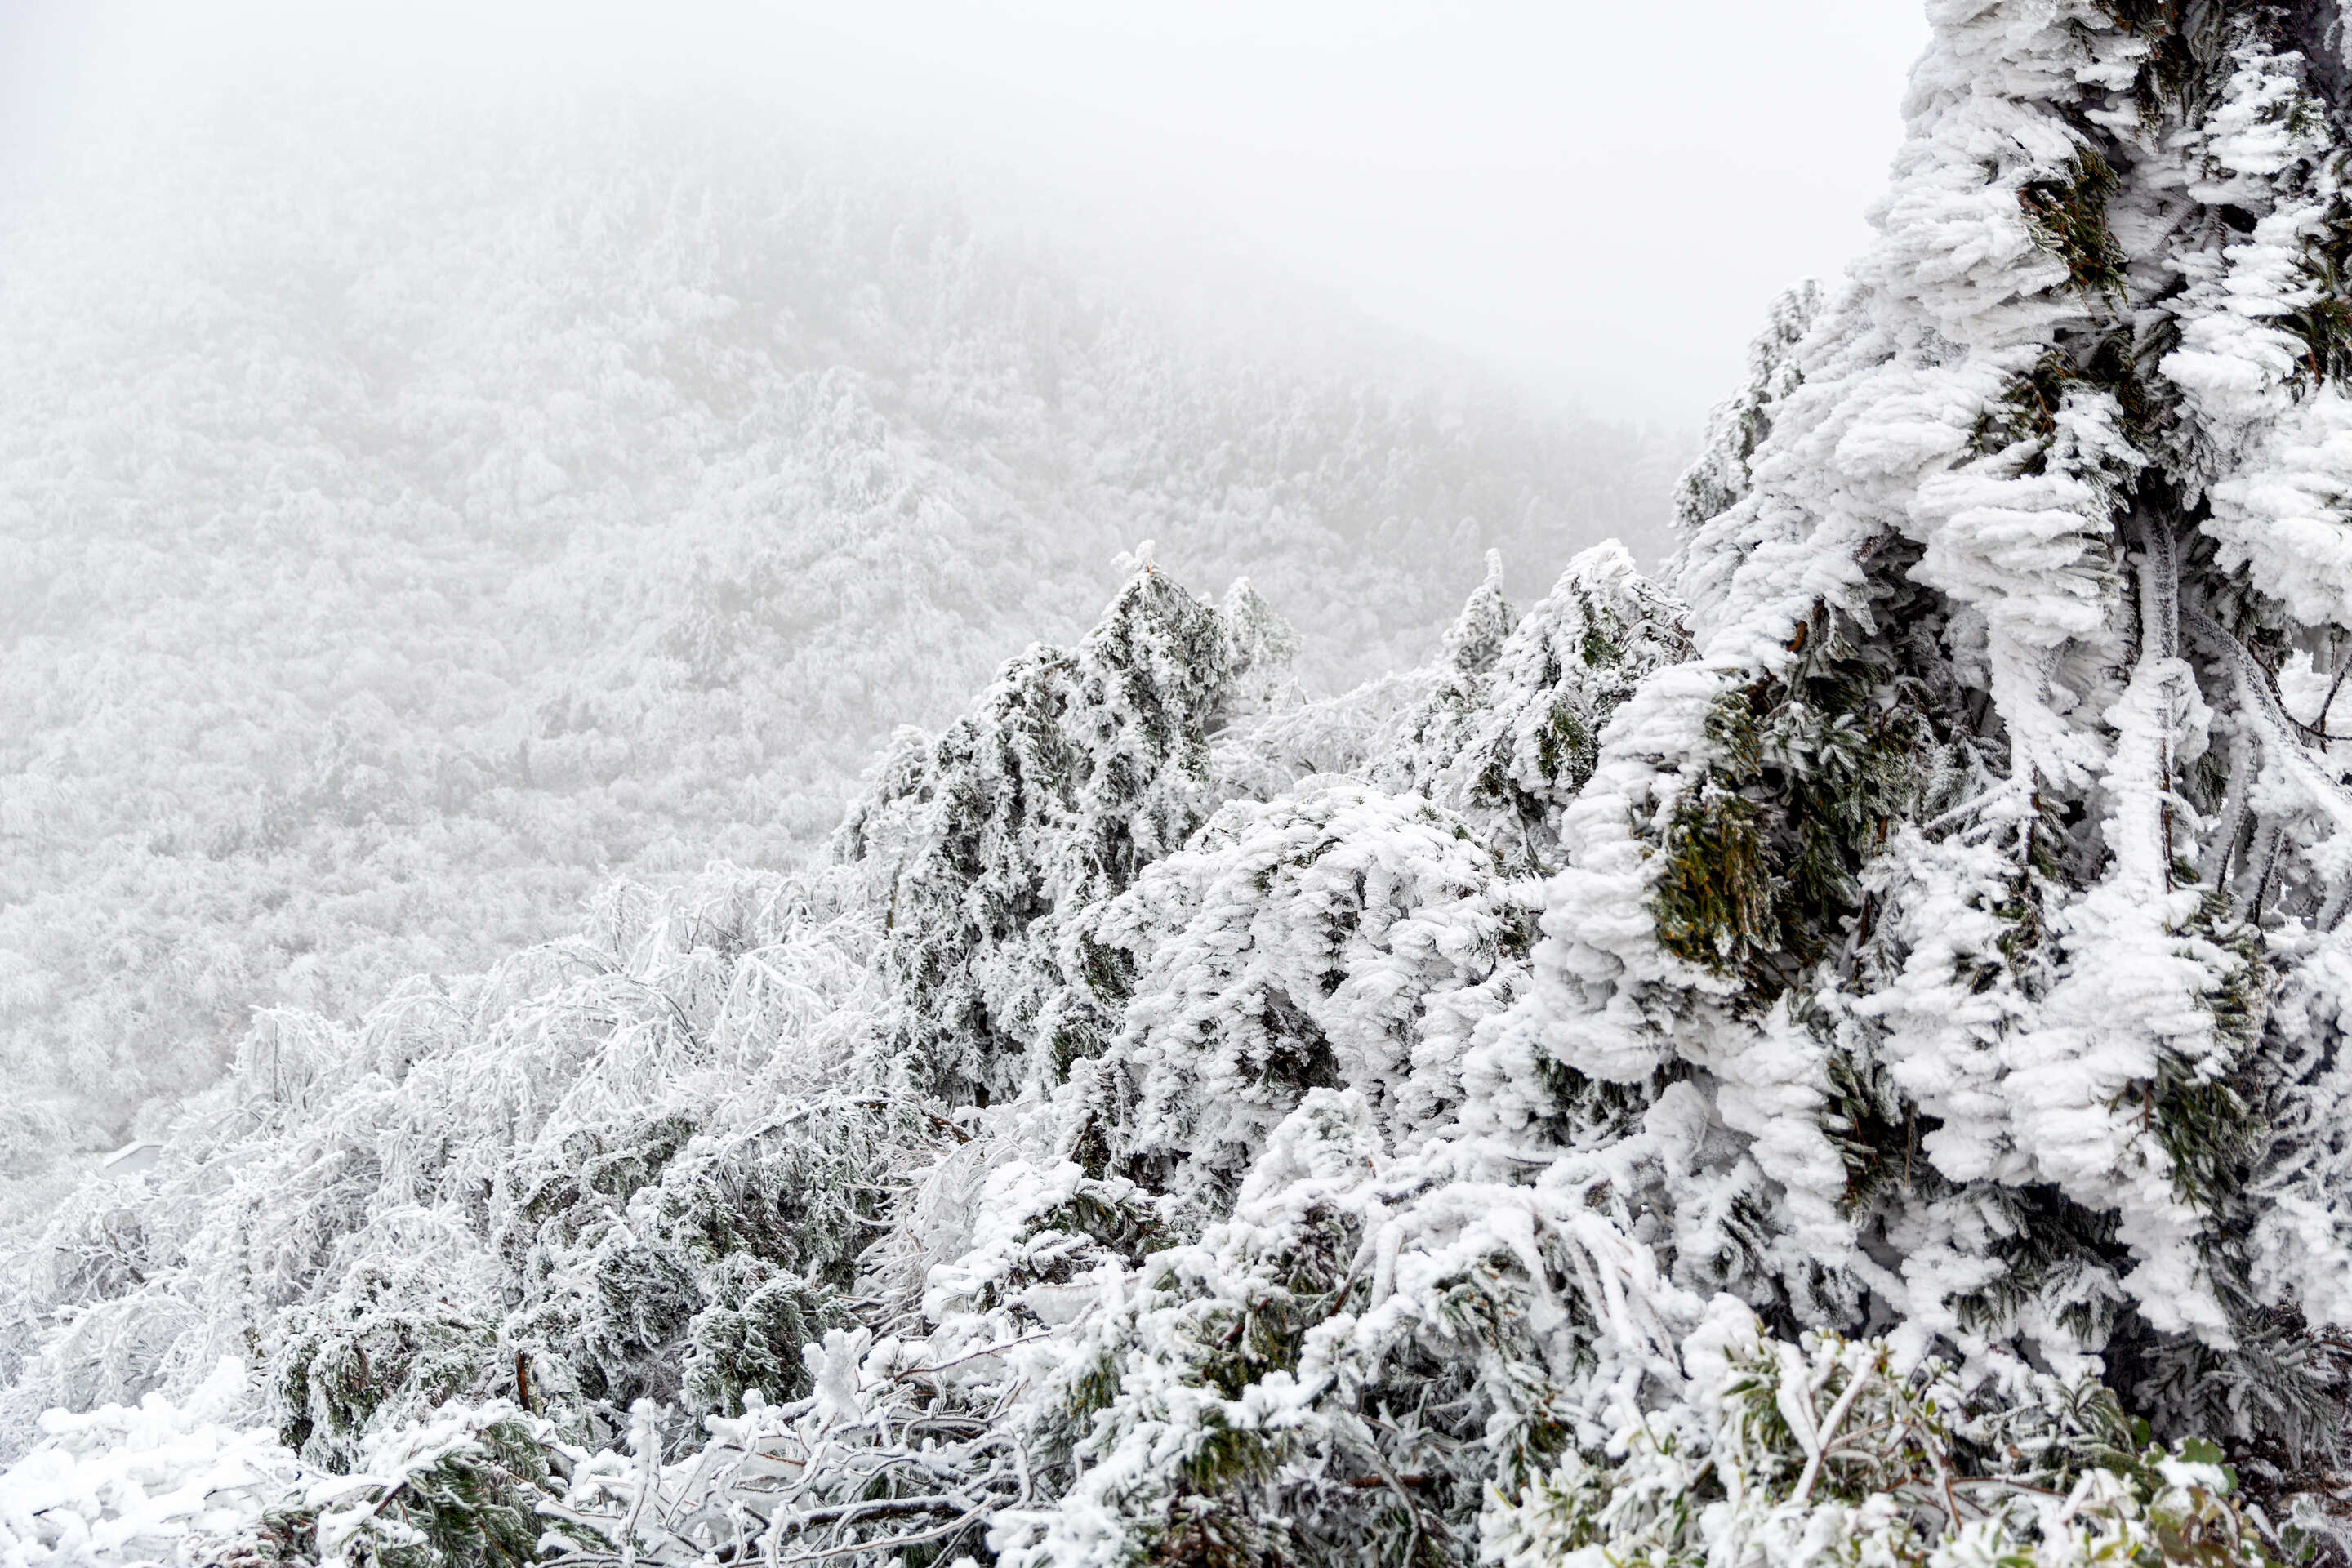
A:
0 1361 304 1567
0 862 909 1471
679 1256 840 1418
274 1261 503 1473
1486 1327 2281 1568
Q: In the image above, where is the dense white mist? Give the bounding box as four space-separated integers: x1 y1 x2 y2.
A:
4 0 1926 429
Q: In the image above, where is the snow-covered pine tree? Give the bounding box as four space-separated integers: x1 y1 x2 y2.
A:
1214 578 1303 727
1209 545 1690 823
1429 541 1694 870
1517 0 2352 1507
1372 550 1517 796
1673 278 1824 629
1676 283 1824 531
838 561 1285 1104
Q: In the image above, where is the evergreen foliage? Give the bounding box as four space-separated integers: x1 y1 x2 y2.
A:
839 564 1242 1101
13 6 2352 1566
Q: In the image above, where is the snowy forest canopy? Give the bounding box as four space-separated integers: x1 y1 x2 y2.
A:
14 3 2352 1568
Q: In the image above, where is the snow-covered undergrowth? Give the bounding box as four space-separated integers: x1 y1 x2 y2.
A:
0 89 1672 1163
14 2 2352 1565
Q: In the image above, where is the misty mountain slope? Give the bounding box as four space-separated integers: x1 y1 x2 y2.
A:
0 540 1689 1473
0 94 1672 1133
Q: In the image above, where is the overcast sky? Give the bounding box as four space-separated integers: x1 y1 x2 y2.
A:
0 1 1928 431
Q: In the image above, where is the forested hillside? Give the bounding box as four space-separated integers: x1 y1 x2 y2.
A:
14 3 2352 1567
0 93 1671 1154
